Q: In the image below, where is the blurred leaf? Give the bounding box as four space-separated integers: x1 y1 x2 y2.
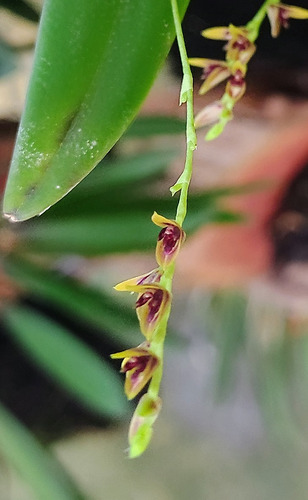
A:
3 305 129 418
289 331 308 427
4 254 140 346
0 402 83 500
19 211 160 255
17 191 241 255
184 205 243 233
257 340 300 443
248 316 300 443
0 0 39 22
209 291 247 400
124 116 186 137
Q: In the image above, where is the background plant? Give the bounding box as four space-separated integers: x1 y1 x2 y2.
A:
2 0 308 497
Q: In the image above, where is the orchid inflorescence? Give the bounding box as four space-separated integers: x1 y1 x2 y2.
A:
111 0 194 457
189 1 308 140
111 213 185 457
111 0 307 458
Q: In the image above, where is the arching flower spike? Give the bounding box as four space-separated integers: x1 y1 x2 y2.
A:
152 212 186 268
111 344 159 400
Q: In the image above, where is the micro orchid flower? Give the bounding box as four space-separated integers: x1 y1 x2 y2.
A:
189 22 255 137
152 212 185 268
114 276 170 339
267 3 308 37
226 61 247 101
201 24 256 64
111 344 159 400
188 58 230 95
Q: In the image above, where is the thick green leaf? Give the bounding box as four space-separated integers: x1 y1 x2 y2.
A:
3 0 190 221
3 305 129 418
124 116 186 137
4 255 140 346
41 149 176 217
0 402 83 500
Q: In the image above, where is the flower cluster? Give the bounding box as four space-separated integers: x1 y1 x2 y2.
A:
111 212 185 456
189 2 308 139
189 24 255 137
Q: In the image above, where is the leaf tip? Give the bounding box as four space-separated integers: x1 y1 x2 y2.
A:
2 211 20 224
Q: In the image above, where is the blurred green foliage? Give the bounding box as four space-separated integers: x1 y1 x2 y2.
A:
0 112 242 498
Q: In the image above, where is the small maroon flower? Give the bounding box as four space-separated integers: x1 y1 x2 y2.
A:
225 29 256 64
267 3 308 38
152 212 186 268
226 62 247 101
135 286 170 337
201 25 256 64
114 275 170 339
136 288 164 322
111 344 159 400
158 224 181 254
188 58 230 95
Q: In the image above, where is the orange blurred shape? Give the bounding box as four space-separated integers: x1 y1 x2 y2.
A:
178 119 308 288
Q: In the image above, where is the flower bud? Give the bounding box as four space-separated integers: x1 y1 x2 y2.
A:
194 101 224 128
128 393 162 458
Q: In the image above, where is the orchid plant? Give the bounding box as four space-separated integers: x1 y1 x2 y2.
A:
3 0 308 466
110 0 308 458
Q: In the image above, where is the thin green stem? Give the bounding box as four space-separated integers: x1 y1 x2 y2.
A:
147 260 175 398
147 0 197 399
247 0 280 40
170 0 197 227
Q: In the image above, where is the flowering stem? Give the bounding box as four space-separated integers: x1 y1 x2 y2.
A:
247 0 280 40
114 0 308 458
147 300 171 399
147 0 197 399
